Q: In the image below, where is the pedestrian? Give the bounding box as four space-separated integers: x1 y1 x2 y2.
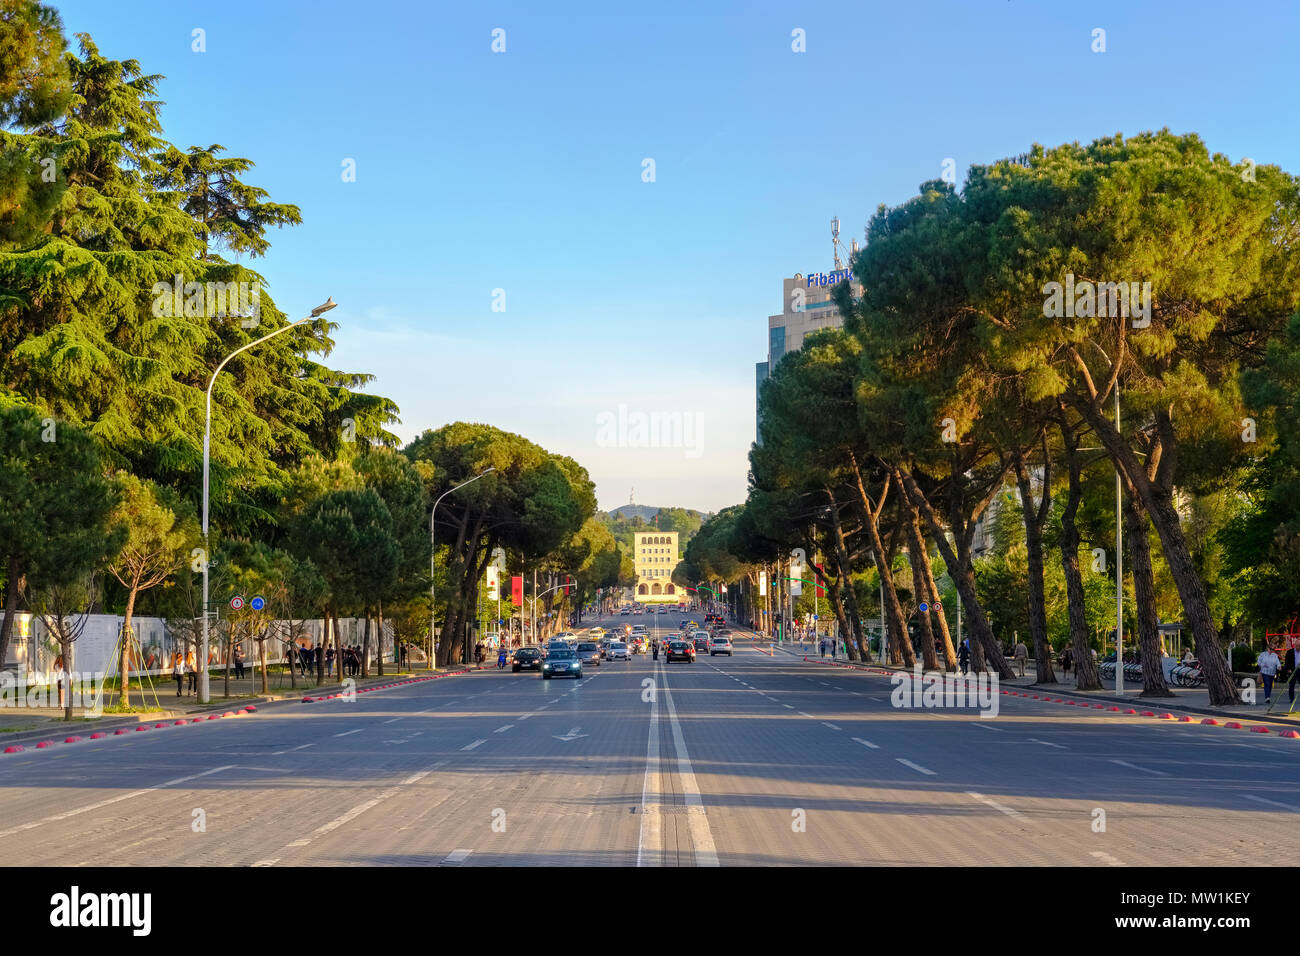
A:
957 639 971 675
172 651 184 697
1014 639 1028 678
1258 643 1281 705
1061 647 1073 679
323 645 332 677
234 645 245 681
185 649 198 695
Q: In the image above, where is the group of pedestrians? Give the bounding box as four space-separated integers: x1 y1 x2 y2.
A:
170 650 199 696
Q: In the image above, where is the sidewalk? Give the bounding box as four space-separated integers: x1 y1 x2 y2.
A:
0 663 474 746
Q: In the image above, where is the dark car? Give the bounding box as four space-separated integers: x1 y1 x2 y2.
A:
665 640 695 663
512 647 543 672
542 648 583 679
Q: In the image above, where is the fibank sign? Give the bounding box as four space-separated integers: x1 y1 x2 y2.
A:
805 269 852 287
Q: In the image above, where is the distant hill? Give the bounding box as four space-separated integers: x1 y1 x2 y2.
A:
608 504 663 521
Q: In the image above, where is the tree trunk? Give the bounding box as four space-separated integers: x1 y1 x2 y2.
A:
1122 483 1173 697
376 603 385 676
317 614 327 685
1059 432 1102 690
1013 452 1057 684
362 611 372 679
1075 398 1238 704
898 468 1015 680
61 636 73 722
121 585 139 707
223 619 233 698
258 636 268 694
0 557 21 676
896 495 939 670
333 609 345 683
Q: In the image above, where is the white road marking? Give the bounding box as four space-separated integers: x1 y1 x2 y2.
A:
443 849 473 864
967 791 1023 818
1090 851 1125 866
822 722 842 731
494 725 514 733
660 668 719 867
968 722 1003 731
383 718 403 724
1244 793 1300 812
334 729 363 738
782 704 794 709
251 859 280 867
896 758 936 776
1027 738 1067 749
461 739 486 751
637 674 663 868
0 765 236 839
852 737 879 749
1110 759 1167 776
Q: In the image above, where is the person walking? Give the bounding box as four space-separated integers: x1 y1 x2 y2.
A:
1061 647 1073 679
172 651 184 697
325 645 334 678
184 649 198 695
233 645 245 681
1258 643 1281 705
1014 639 1028 678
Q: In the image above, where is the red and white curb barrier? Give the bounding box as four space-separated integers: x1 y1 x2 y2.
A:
1 704 261 755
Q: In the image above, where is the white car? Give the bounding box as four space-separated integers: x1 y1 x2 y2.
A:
607 641 631 661
708 636 733 656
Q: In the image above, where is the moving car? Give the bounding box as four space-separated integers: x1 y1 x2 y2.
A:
512 647 544 671
576 642 602 667
692 630 710 652
665 640 695 663
708 635 733 657
607 641 631 661
542 648 583 679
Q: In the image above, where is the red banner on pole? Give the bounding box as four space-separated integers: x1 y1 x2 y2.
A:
815 564 825 598
512 575 523 607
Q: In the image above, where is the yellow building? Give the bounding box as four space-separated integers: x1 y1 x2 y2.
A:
634 531 681 604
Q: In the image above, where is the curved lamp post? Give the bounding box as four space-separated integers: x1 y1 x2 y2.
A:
201 297 337 703
429 467 496 666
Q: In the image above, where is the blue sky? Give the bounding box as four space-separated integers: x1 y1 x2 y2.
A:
52 0 1300 512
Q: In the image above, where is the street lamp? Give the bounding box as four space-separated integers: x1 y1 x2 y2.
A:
429 467 496 667
1084 340 1124 696
200 297 337 703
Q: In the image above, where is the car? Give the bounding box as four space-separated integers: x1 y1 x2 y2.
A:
512 647 544 671
542 648 583 679
665 640 695 663
708 636 733 657
692 630 710 651
575 642 602 667
607 641 631 661
620 608 630 615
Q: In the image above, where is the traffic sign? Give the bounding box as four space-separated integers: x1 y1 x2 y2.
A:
919 602 929 613
251 595 266 611
230 595 244 610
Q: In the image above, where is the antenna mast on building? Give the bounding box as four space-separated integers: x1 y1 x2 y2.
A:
629 487 635 508
831 216 843 270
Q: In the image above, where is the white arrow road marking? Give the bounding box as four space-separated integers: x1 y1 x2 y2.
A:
443 849 473 865
553 727 589 741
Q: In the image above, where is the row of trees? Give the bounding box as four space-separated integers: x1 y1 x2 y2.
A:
0 3 624 707
681 131 1300 706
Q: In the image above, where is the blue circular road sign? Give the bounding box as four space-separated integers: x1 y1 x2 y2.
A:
251 595 266 611
919 602 929 613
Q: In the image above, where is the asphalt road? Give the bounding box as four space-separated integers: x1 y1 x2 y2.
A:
3 609 1299 866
